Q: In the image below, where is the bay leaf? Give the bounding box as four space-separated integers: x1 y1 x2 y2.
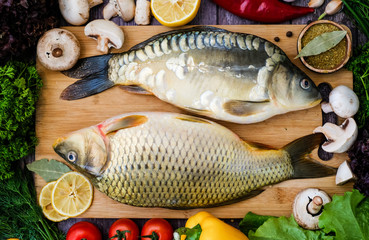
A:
295 30 347 58
27 158 71 182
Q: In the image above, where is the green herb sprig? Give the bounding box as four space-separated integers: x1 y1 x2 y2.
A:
0 61 43 180
0 161 65 240
346 41 369 128
342 0 369 39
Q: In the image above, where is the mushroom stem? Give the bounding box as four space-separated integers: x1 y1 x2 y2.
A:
321 102 333 114
52 48 63 58
103 1 118 20
135 0 151 25
307 196 323 215
97 37 109 54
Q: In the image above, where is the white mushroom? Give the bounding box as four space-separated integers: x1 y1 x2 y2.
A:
293 188 331 230
103 0 136 22
84 20 124 54
37 28 80 71
321 85 359 118
135 0 151 25
59 0 103 25
336 160 355 185
314 118 358 153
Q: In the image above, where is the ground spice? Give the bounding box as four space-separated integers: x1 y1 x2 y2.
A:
301 23 347 70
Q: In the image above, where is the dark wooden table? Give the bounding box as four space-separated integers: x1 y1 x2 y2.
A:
45 0 366 237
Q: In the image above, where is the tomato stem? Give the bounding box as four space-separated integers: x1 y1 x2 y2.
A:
141 231 159 240
109 230 131 240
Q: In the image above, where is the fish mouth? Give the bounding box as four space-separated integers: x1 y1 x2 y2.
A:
307 98 322 108
52 136 67 150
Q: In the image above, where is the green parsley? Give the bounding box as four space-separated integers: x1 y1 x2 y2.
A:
346 42 369 128
0 61 42 180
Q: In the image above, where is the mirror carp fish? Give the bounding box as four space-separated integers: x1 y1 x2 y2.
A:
53 112 335 209
61 27 321 124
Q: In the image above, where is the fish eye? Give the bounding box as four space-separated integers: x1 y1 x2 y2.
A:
300 79 311 90
67 151 77 162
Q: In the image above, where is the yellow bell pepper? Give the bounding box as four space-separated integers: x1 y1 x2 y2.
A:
179 211 249 240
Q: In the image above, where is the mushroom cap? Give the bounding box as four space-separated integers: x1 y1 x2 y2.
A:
293 188 331 230
59 0 90 25
329 85 359 118
84 20 124 53
314 118 358 153
37 28 80 71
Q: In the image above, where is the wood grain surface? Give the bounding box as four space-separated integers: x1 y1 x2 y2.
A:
36 25 353 219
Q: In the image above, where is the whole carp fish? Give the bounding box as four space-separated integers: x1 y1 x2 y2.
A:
53 112 335 209
61 27 321 124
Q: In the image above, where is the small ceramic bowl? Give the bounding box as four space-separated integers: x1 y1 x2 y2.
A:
297 20 352 74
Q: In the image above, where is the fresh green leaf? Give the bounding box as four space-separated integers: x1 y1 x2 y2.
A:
0 61 43 180
296 31 347 58
319 189 369 240
346 41 369 128
342 0 369 39
241 190 369 240
0 161 65 240
248 216 332 240
27 159 71 182
239 212 276 236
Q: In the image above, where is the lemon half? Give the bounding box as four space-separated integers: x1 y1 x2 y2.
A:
39 181 69 222
151 0 201 27
51 172 93 218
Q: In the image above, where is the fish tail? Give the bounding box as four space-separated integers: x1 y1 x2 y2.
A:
283 133 336 179
60 54 114 100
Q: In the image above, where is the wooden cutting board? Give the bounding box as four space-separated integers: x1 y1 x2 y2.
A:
35 25 353 219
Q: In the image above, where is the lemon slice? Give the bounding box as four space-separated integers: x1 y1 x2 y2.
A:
39 181 69 222
151 0 201 27
51 172 93 217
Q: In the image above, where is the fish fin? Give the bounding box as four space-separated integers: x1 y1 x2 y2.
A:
247 141 276 150
60 72 115 100
62 54 113 79
175 115 211 124
129 26 227 51
102 115 148 134
223 100 270 116
120 85 153 95
60 54 114 100
284 133 336 179
184 107 212 116
167 189 265 210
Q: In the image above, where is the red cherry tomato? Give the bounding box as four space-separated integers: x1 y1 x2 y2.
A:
66 221 102 240
141 218 173 240
108 218 139 240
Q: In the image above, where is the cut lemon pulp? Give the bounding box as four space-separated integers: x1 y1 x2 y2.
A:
151 0 201 27
51 172 93 217
39 181 69 222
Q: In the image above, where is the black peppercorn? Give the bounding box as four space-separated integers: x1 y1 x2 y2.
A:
274 37 280 42
286 31 293 37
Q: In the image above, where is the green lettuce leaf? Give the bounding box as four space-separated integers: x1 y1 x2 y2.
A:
241 190 369 240
319 189 369 240
239 212 276 235
248 216 332 240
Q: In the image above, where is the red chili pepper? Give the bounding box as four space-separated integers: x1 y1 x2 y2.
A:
212 0 314 23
